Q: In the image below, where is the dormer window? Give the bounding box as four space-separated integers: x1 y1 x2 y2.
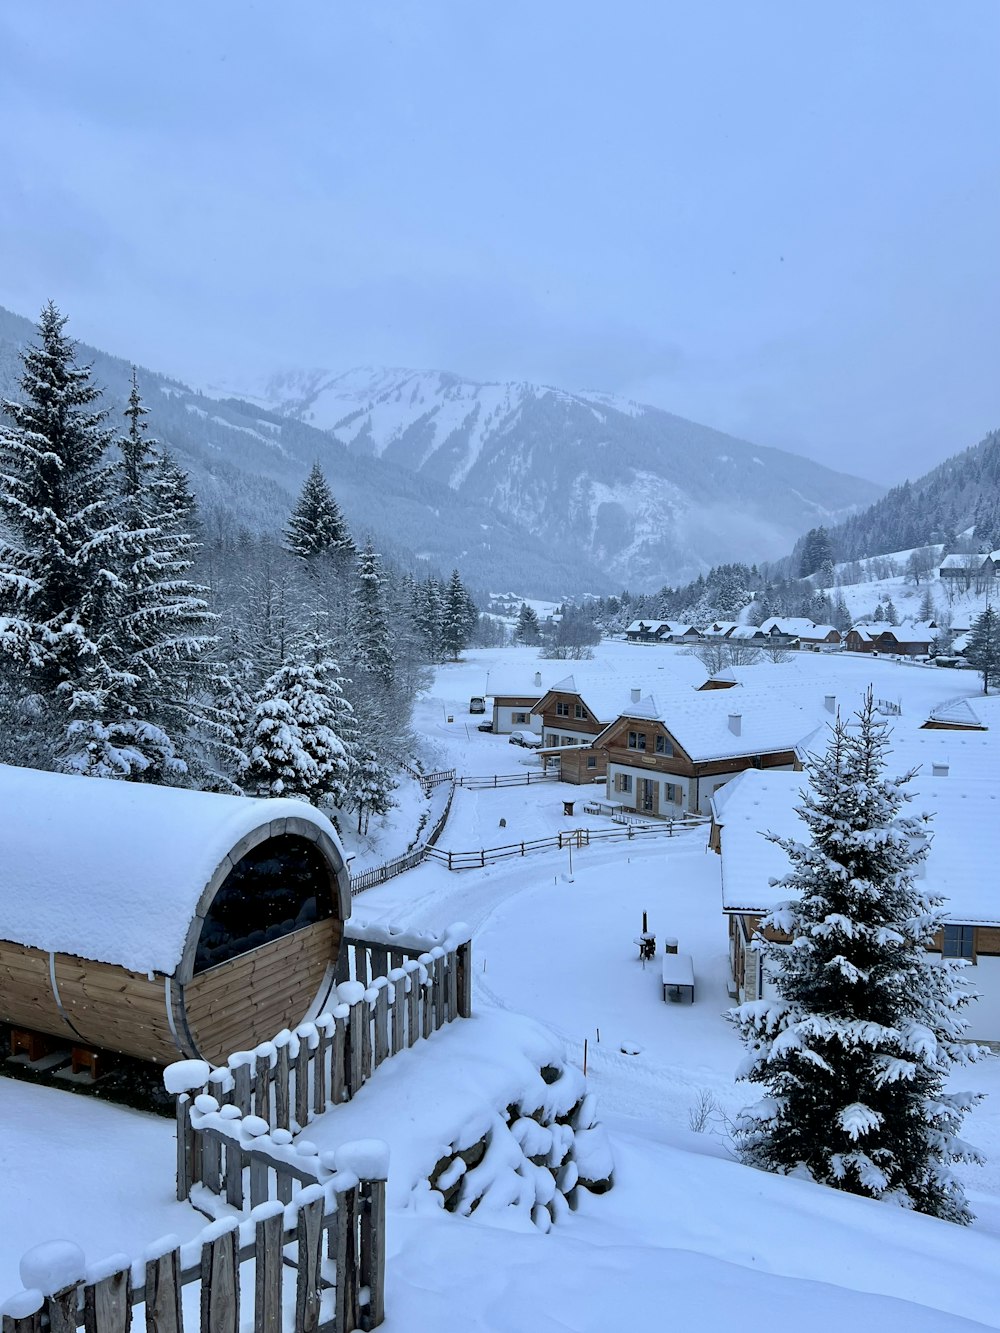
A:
574 703 587 719
655 735 672 756
628 731 646 751
556 701 570 717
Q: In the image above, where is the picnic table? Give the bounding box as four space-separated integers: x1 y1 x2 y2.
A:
662 952 695 1003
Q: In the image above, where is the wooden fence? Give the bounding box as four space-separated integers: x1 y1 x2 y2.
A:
1 1167 384 1333
423 816 709 871
174 924 473 1195
456 770 558 790
349 779 455 895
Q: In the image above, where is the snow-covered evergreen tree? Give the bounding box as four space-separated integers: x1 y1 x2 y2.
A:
351 746 396 834
414 576 444 661
441 568 477 660
965 604 1000 693
88 371 215 780
0 303 121 766
351 539 393 680
285 463 354 560
514 602 541 644
730 694 983 1224
241 655 351 809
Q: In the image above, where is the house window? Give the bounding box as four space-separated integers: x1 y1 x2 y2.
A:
664 783 676 802
655 735 672 756
587 756 597 769
562 736 574 746
556 701 570 717
546 733 558 746
574 703 588 719
513 711 529 724
942 925 975 960
621 773 633 793
628 731 646 751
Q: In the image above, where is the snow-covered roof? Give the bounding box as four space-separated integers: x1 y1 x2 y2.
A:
703 622 739 636
802 624 839 638
716 768 1000 923
940 553 987 570
759 617 820 636
0 765 346 975
927 699 984 727
626 619 667 633
600 686 830 762
707 667 738 684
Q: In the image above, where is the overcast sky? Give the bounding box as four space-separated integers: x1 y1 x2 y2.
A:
1 2 997 486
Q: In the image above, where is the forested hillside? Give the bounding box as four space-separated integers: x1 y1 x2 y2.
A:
793 429 1000 566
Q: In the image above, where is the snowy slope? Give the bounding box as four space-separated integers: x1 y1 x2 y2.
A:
246 366 884 586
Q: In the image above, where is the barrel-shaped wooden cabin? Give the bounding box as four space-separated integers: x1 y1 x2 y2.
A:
0 765 350 1066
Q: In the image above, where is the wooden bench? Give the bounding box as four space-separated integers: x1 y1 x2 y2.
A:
662 952 695 1003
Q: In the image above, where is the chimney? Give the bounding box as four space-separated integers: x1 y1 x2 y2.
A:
931 762 949 778
631 687 641 704
534 671 542 687
824 695 836 714
728 713 742 736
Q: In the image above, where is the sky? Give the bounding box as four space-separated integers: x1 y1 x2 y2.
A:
0 2 998 487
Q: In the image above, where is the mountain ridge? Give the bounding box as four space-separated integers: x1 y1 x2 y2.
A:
240 365 883 587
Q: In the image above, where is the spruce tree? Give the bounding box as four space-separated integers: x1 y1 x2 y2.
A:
0 302 120 762
92 372 215 780
351 746 396 835
964 604 1000 693
730 694 982 1223
514 602 541 644
241 656 350 808
285 463 354 560
351 539 393 681
414 576 444 661
441 569 476 661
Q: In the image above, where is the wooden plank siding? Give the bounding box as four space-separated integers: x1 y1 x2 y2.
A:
183 918 338 1066
0 939 67 1035
533 690 607 739
53 955 179 1064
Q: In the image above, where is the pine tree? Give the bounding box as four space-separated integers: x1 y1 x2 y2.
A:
414 576 444 661
441 569 476 661
964 604 1000 693
514 602 541 644
883 597 899 626
0 303 120 764
88 372 215 780
351 540 393 681
241 656 351 808
285 463 354 560
351 747 396 835
730 695 982 1223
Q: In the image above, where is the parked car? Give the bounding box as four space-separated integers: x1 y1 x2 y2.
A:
477 721 494 732
469 696 486 714
509 730 542 748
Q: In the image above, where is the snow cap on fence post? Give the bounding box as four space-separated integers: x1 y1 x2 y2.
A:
334 1139 390 1181
19 1240 86 1295
163 1059 212 1095
0 1290 44 1320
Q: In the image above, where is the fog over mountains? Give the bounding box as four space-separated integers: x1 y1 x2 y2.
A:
0 306 881 594
226 366 883 587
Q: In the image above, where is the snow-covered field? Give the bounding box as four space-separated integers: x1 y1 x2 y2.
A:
4 640 1000 1328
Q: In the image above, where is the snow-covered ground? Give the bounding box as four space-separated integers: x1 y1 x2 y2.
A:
4 641 1000 1328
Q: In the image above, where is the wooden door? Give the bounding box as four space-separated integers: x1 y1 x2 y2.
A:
640 778 659 815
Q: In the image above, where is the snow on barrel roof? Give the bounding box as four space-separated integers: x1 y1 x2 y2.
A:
0 764 344 975
716 768 1000 924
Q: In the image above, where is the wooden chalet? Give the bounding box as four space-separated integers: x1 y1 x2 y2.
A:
845 622 935 657
760 618 841 647
625 619 670 643
939 552 998 588
712 768 1000 1040
0 765 350 1066
592 688 820 817
532 674 608 748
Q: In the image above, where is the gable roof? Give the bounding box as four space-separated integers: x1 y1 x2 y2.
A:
927 698 985 728
598 686 826 762
716 768 1000 924
940 553 987 570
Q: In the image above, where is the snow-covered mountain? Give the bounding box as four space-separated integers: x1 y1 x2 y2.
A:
245 367 883 586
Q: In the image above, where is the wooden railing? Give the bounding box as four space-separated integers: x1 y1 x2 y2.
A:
1 1162 385 1333
456 770 558 789
172 923 472 1184
423 816 709 871
349 779 455 896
